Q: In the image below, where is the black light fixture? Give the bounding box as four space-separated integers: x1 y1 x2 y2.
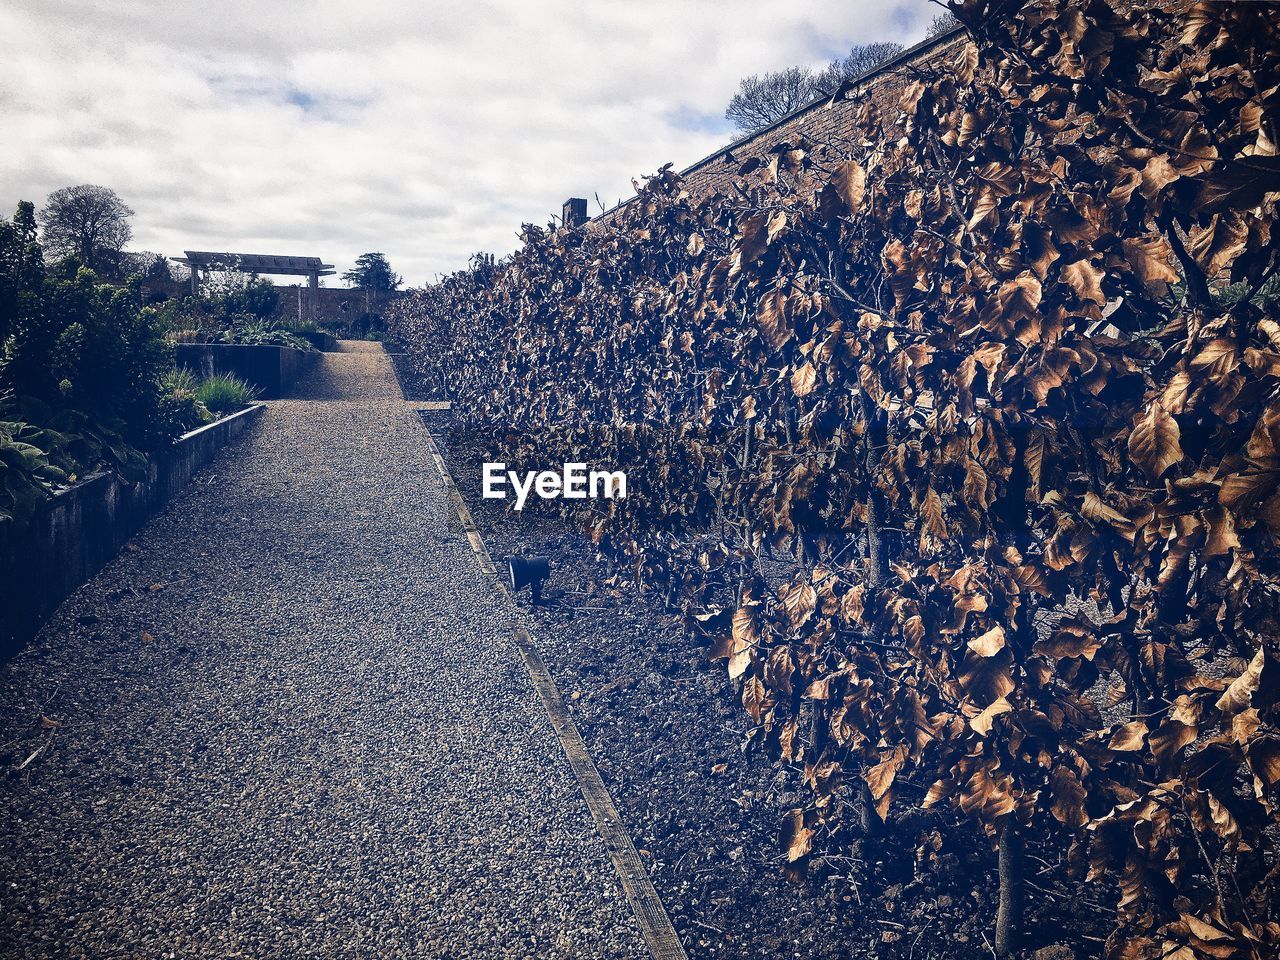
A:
506 555 550 604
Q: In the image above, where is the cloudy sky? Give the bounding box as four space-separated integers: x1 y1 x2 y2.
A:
1 0 943 286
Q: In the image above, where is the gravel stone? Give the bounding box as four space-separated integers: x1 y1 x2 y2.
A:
0 342 646 959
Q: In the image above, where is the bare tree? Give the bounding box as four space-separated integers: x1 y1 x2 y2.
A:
119 250 173 283
811 41 906 95
39 184 133 273
926 10 962 37
725 42 906 134
724 66 820 134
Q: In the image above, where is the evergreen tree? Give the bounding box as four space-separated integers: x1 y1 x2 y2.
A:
342 252 401 293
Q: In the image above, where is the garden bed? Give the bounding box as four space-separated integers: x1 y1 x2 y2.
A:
0 404 264 659
296 330 340 352
431 415 1108 960
174 343 317 398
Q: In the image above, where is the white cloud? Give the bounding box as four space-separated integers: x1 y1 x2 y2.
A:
0 0 940 285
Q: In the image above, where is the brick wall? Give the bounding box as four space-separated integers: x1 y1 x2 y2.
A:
598 27 966 222
595 0 1184 221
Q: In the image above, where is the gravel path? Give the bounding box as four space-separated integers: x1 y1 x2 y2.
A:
0 344 646 959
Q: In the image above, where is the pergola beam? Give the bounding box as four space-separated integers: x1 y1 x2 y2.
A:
172 251 336 276
170 251 337 317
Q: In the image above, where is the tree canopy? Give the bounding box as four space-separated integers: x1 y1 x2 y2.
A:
39 184 134 274
724 67 819 135
926 10 962 37
810 41 906 95
724 42 905 134
342 252 402 293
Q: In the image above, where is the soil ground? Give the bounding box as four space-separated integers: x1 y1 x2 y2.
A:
431 416 1113 960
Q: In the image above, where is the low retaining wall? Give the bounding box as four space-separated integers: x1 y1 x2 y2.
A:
174 344 318 398
0 404 265 659
297 331 340 352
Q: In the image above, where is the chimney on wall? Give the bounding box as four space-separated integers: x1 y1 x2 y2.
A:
562 197 588 229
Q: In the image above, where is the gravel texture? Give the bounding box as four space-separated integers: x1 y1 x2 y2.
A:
383 340 445 402
0 343 645 960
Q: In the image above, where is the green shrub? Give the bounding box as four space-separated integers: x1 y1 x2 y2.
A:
0 201 187 519
195 373 257 415
161 367 213 433
1 203 176 451
218 319 313 351
215 276 278 319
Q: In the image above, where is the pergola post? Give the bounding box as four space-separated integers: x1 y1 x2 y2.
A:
170 253 335 314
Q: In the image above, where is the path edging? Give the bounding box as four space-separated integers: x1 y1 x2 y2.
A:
422 430 690 960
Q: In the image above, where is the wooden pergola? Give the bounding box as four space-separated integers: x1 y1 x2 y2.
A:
171 251 336 316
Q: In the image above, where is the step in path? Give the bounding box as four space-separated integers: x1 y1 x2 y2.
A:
0 342 646 959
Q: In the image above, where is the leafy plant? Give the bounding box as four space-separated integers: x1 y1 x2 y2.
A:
276 315 320 334
0 419 66 518
0 202 194 519
217 320 312 351
0 395 152 521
